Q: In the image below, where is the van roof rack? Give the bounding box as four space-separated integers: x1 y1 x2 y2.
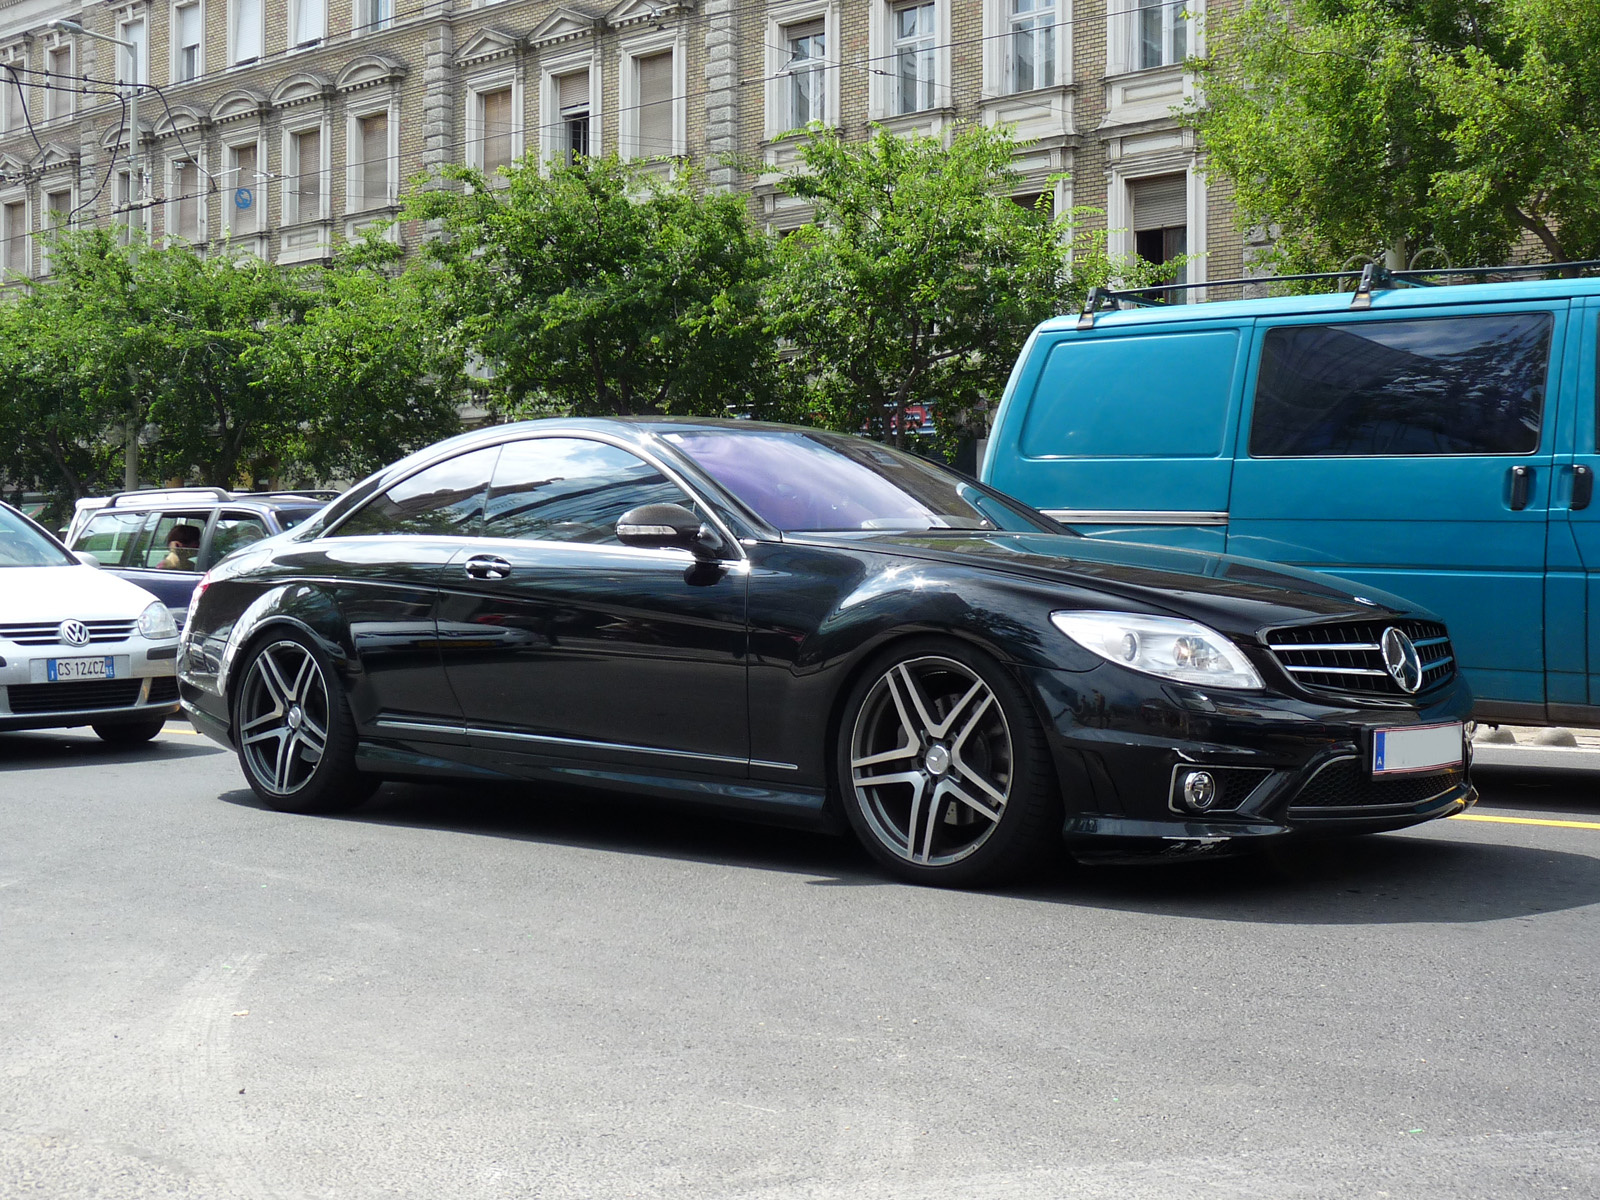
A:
1074 258 1600 329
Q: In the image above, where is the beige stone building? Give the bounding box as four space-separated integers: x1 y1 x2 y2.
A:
0 0 1242 292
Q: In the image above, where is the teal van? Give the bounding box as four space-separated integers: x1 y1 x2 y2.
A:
981 271 1600 729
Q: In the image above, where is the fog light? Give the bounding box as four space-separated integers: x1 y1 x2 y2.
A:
1182 770 1218 811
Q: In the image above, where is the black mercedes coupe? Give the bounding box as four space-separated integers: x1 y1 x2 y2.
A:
179 419 1476 886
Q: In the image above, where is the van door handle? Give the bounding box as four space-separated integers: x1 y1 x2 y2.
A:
1509 465 1532 511
464 555 512 580
1572 465 1594 511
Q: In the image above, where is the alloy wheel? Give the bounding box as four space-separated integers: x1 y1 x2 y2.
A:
238 639 331 797
848 655 1015 867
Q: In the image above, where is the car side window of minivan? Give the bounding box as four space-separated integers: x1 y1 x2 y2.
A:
1250 314 1552 457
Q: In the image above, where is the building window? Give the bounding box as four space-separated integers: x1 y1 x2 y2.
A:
118 18 148 85
1129 173 1187 302
172 159 201 241
227 142 260 233
1112 0 1188 73
557 71 590 164
2 64 24 132
1007 0 1054 92
356 112 391 209
113 171 137 241
892 2 935 114
476 86 514 175
784 20 826 128
292 0 325 47
287 126 322 221
231 0 263 65
631 50 674 158
174 3 202 81
2 200 26 276
45 45 73 119
42 189 70 271
356 0 393 33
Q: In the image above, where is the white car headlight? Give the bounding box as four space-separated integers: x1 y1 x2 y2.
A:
1050 611 1264 690
137 600 178 641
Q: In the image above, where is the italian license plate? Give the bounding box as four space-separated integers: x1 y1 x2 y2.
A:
47 657 116 682
1372 722 1463 776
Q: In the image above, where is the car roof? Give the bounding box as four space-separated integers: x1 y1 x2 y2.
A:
1038 274 1600 335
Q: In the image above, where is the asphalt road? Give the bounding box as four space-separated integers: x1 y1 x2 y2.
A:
2 726 1597 1200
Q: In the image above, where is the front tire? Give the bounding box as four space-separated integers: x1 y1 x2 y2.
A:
93 717 167 746
835 640 1062 887
233 632 368 814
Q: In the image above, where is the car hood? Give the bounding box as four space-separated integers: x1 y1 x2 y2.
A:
0 564 164 623
792 531 1430 634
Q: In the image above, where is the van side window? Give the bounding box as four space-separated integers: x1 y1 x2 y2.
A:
1020 331 1240 458
1250 313 1552 457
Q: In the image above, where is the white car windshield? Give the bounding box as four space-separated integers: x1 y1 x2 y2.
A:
0 506 76 568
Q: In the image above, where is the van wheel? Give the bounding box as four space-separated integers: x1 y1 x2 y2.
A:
835 639 1062 888
234 633 368 814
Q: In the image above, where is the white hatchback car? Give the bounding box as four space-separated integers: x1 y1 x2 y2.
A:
0 501 181 744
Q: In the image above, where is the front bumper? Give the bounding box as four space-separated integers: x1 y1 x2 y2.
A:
1022 663 1477 863
0 642 180 732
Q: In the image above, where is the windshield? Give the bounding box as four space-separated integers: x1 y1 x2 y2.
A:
663 429 1056 534
0 505 76 568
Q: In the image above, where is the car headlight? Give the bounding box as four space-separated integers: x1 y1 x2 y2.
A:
1050 611 1264 690
137 600 178 640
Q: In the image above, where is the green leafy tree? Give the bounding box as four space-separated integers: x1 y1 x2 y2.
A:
1189 0 1600 274
768 125 1113 451
406 156 779 419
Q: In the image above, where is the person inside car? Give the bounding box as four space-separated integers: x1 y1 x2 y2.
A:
159 524 202 570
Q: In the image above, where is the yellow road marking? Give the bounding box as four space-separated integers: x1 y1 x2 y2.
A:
162 727 201 736
1452 813 1600 831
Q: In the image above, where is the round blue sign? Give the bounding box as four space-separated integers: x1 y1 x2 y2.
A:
234 187 253 210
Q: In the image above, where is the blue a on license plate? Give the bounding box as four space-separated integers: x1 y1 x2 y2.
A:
47 657 115 682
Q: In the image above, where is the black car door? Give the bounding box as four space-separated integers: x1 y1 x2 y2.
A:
435 436 750 774
276 445 503 737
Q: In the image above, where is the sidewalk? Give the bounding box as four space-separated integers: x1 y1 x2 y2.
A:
1470 724 1600 773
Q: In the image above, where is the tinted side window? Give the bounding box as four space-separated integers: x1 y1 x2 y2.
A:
77 510 150 565
332 447 501 537
1250 314 1552 457
211 512 271 560
483 438 690 545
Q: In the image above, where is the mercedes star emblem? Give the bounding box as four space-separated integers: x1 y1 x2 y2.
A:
1380 627 1423 694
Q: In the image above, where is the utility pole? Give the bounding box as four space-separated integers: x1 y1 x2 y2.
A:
50 18 142 490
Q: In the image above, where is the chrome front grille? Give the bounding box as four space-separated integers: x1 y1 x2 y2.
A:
0 620 138 646
1264 619 1455 697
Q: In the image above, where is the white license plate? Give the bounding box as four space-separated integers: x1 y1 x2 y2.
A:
47 656 116 682
1372 722 1464 776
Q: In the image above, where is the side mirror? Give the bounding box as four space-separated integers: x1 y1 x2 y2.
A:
74 551 102 568
616 503 724 561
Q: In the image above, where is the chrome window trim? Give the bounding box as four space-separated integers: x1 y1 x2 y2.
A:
1043 509 1229 527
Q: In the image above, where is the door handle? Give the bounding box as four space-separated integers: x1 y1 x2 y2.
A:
1573 465 1594 512
1509 465 1532 512
464 555 511 580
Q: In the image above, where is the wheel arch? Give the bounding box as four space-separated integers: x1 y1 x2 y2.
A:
217 585 358 731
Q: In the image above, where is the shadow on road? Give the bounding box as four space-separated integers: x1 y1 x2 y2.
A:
1472 763 1600 817
215 774 1600 926
0 728 225 770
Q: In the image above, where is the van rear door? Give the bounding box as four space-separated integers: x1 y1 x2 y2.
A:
1228 301 1568 715
1556 298 1600 715
983 321 1249 552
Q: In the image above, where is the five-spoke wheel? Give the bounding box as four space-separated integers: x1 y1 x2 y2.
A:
235 633 370 813
837 641 1061 886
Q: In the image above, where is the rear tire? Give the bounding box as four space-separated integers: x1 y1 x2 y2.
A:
233 631 369 814
835 638 1063 888
93 718 167 746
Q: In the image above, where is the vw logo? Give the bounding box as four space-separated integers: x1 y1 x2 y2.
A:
1380 627 1423 694
58 619 91 647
